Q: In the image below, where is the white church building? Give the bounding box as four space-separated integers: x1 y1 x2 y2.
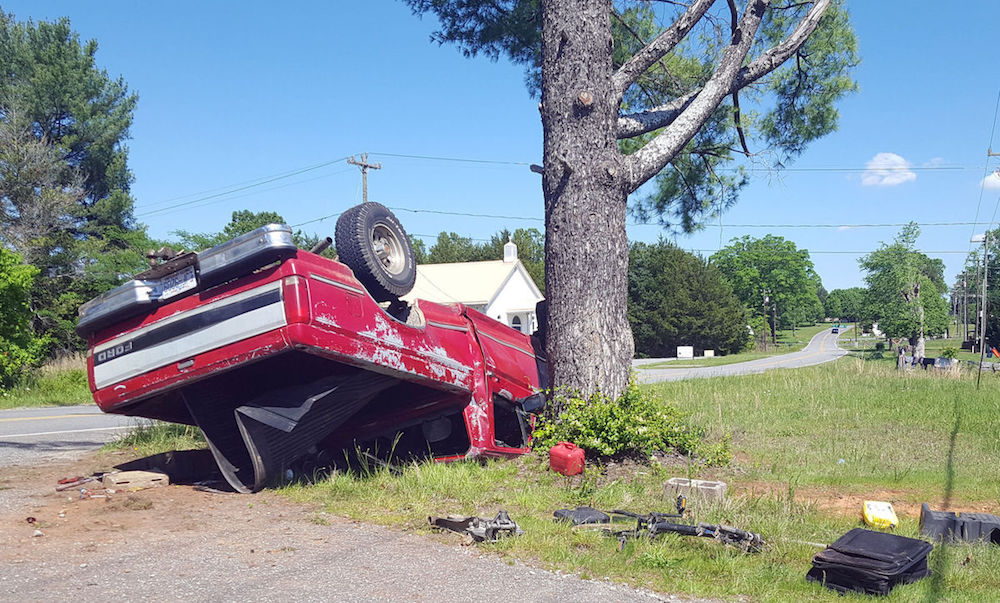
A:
401 240 544 334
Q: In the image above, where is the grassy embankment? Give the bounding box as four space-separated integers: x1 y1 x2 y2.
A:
638 322 831 369
0 355 92 410
273 360 1000 601
98 354 1000 600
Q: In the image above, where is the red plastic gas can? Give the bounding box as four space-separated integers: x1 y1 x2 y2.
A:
549 441 585 476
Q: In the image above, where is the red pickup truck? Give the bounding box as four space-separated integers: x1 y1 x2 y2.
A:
78 203 546 492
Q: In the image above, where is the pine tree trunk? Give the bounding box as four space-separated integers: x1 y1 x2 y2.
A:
540 0 632 399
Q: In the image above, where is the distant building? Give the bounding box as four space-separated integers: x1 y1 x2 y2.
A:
401 239 543 334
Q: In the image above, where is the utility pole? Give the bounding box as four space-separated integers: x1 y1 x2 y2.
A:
963 275 969 342
975 257 982 352
347 153 382 203
978 233 989 388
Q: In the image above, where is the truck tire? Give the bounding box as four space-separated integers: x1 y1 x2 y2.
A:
335 202 417 301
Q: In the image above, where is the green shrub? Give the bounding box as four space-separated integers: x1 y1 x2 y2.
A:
0 336 45 387
532 380 730 465
941 346 958 359
0 248 48 388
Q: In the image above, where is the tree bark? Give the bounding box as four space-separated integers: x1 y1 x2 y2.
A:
540 0 632 399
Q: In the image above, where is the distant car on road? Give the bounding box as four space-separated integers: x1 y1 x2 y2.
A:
831 325 839 334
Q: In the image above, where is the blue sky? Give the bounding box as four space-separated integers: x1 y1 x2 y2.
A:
6 1 1000 292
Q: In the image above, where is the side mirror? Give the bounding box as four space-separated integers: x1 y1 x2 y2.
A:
517 392 546 414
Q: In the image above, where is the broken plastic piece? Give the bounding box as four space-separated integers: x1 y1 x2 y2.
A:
428 510 523 542
553 506 610 525
55 476 97 492
920 503 1000 544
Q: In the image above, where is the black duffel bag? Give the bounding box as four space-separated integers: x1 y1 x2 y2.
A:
807 528 933 595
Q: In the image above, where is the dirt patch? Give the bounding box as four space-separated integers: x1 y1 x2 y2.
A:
0 449 259 557
732 480 996 519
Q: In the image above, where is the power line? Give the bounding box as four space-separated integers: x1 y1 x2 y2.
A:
968 89 1000 246
289 203 1000 240
640 221 996 229
685 249 974 255
291 211 344 228
384 206 999 230
136 157 350 210
137 153 979 216
370 151 975 172
387 206 543 223
369 152 532 167
411 232 491 242
143 168 357 219
136 156 352 217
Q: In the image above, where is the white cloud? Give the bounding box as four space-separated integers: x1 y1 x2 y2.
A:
861 152 916 187
983 171 1000 190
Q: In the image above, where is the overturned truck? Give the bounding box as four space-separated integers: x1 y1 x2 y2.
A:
78 203 546 492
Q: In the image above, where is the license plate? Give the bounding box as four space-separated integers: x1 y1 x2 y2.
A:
157 265 197 300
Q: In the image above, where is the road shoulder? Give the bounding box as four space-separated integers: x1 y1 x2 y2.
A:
0 450 690 602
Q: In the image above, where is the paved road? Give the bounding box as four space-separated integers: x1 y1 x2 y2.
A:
633 327 848 383
0 405 135 467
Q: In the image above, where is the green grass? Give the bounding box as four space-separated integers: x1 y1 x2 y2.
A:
102 420 205 456
638 323 832 369
280 358 1000 600
651 359 1000 502
0 367 92 409
639 352 773 369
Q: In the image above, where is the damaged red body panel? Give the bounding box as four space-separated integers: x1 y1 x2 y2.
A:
83 244 544 493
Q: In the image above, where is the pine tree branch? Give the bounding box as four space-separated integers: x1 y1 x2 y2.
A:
612 0 717 95
625 0 769 192
617 0 831 140
727 0 752 156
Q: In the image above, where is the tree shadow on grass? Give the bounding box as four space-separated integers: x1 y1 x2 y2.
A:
925 392 961 602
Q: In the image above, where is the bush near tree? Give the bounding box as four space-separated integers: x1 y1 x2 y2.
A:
532 380 731 465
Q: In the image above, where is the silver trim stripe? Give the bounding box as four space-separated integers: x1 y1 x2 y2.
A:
478 330 535 358
93 282 286 389
426 320 469 333
309 273 366 295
